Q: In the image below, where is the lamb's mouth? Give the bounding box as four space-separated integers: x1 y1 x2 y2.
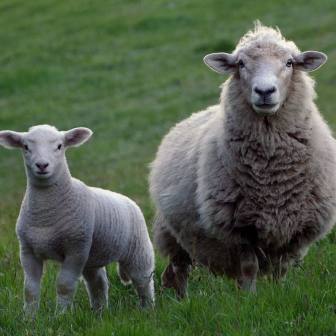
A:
36 171 50 177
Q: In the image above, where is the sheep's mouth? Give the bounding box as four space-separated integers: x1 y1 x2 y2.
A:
253 102 279 115
254 103 278 109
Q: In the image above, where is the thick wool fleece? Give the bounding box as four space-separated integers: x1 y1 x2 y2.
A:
150 33 336 280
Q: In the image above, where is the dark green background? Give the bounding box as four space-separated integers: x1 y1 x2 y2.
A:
0 1 335 335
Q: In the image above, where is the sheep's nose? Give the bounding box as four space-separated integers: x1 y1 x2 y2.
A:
254 86 277 98
35 162 49 171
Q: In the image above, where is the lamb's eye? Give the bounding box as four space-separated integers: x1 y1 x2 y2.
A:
24 144 29 151
286 59 293 67
238 60 245 68
57 144 62 150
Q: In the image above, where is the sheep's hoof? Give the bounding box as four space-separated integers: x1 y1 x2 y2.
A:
161 263 189 299
272 263 289 281
237 278 257 293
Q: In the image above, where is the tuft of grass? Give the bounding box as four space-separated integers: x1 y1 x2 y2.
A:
0 0 335 335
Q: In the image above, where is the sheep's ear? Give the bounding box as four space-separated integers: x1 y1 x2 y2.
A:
294 51 327 72
203 53 237 74
64 127 93 148
0 131 24 149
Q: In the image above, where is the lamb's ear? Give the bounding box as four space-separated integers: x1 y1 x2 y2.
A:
203 53 237 74
64 127 93 148
294 51 327 72
0 131 24 149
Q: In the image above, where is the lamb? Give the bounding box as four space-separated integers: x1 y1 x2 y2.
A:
0 125 155 314
149 22 336 298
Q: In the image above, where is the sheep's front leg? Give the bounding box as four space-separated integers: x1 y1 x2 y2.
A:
237 245 259 293
20 246 43 317
56 253 87 313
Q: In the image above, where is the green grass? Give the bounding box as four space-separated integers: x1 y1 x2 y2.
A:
0 0 336 335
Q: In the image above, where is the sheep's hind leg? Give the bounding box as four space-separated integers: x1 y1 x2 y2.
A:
83 267 109 312
162 250 192 299
237 246 259 293
154 222 192 299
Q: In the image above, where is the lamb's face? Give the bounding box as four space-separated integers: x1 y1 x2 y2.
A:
203 26 327 116
22 127 65 180
0 125 93 185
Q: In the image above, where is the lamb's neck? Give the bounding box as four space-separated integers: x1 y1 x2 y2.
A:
24 166 74 214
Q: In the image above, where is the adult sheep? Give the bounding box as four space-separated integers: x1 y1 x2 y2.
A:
149 22 336 297
0 125 155 315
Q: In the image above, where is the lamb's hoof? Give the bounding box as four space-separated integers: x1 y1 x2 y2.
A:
23 303 38 320
161 264 188 299
139 298 155 310
55 301 72 315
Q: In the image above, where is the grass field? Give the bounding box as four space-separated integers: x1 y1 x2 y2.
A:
0 0 335 335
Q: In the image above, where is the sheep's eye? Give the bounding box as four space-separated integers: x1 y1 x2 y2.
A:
24 144 29 151
57 144 62 150
286 59 293 67
238 60 245 68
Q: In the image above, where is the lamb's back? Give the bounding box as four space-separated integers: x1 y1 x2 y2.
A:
85 187 147 267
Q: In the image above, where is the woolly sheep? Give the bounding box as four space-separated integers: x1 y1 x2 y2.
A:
149 22 336 297
0 125 155 314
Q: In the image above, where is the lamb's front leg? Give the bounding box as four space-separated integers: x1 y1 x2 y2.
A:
20 245 43 317
56 253 88 313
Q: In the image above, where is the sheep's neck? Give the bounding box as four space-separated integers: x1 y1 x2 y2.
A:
222 75 313 157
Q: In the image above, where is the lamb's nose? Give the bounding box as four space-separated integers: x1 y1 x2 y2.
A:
36 162 49 171
254 86 277 97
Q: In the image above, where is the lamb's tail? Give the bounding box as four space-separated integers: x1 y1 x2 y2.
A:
117 263 132 285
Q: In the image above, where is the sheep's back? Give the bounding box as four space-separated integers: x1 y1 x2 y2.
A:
149 106 219 226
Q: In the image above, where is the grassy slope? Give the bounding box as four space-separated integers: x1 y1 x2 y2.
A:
0 0 335 335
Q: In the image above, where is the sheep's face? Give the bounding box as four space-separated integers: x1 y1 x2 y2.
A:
0 125 92 185
204 40 327 116
234 47 294 115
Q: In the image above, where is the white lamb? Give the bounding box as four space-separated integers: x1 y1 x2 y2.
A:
0 125 155 314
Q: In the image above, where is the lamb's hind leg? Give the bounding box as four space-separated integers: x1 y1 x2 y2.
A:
131 272 155 309
83 267 109 312
120 261 154 308
154 221 192 299
237 245 259 293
